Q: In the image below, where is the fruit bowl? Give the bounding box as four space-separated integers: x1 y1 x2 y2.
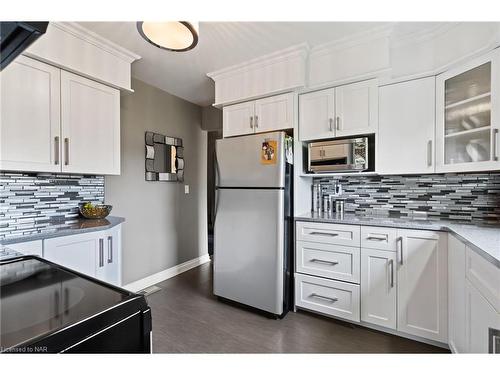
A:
79 203 112 219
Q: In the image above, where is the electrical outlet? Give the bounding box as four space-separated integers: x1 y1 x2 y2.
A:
184 185 190 194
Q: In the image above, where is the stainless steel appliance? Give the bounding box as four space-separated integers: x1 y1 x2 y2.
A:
307 137 370 173
214 131 293 318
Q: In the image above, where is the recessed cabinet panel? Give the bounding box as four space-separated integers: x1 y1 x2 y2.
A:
378 77 436 174
299 88 335 141
361 248 397 329
61 71 120 175
436 49 500 172
335 79 378 137
397 229 448 343
0 55 61 172
222 101 255 138
254 93 293 133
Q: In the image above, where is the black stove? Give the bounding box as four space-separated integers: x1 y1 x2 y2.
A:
1 256 151 353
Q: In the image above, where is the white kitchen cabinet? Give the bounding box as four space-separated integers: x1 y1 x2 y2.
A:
95 225 122 286
465 280 500 353
60 71 120 175
6 240 43 257
335 79 378 137
298 88 335 141
222 101 255 137
448 235 467 353
43 226 122 286
361 248 397 329
397 229 448 343
378 77 436 174
0 55 61 173
436 48 500 173
223 93 294 138
254 93 294 133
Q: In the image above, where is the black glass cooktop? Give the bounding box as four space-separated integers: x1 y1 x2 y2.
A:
0 257 133 351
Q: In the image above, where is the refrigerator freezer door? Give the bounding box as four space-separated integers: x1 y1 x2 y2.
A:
214 188 284 315
216 131 285 188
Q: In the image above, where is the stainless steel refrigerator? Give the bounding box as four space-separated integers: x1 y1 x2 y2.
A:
214 131 293 318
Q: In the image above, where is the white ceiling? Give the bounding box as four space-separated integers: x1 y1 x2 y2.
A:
79 22 393 106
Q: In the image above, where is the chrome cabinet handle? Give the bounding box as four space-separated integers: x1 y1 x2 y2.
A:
99 238 104 267
336 116 340 131
250 116 253 129
311 258 339 266
107 236 113 264
310 293 338 303
64 287 69 316
493 129 499 161
489 328 500 353
54 136 60 165
64 138 70 165
427 140 433 167
329 118 333 131
255 115 258 128
367 235 387 241
309 231 339 237
389 259 394 288
397 236 403 265
54 290 60 320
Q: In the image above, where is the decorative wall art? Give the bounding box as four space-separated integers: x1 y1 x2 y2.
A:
144 131 184 182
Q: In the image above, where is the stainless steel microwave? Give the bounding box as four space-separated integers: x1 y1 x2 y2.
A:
308 137 369 173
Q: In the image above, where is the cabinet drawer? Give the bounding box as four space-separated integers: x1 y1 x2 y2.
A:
295 273 360 322
296 221 360 247
296 241 360 283
360 226 398 251
466 247 500 313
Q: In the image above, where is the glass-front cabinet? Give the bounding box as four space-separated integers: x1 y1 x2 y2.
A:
436 49 500 172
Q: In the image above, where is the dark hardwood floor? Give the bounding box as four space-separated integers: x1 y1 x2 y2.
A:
146 261 449 353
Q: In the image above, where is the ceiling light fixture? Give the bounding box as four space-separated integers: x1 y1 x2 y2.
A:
137 22 199 52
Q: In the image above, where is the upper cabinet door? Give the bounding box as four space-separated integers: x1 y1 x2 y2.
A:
397 229 448 343
436 49 500 173
378 77 436 174
0 56 61 172
335 79 378 137
222 101 255 138
299 88 335 141
254 93 294 133
61 71 120 175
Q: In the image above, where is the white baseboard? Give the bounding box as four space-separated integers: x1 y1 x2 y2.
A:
123 253 211 293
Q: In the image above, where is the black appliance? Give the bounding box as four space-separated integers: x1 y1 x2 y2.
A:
0 256 152 353
0 22 48 71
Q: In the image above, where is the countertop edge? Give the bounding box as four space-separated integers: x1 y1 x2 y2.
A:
0 216 126 246
294 216 500 268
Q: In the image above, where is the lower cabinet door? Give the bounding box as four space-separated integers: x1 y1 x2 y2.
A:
361 248 397 329
448 235 467 353
295 273 360 322
397 230 448 343
44 232 99 277
465 280 500 353
95 225 122 286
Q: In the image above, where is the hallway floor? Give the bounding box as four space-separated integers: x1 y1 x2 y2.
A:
146 261 449 353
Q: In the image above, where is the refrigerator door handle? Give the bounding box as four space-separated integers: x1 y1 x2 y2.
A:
214 150 221 223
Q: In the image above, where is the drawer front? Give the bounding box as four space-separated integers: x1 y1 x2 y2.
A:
295 273 360 322
466 247 500 313
296 221 360 247
296 241 360 283
360 226 398 251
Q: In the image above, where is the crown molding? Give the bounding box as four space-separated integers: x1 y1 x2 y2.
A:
52 22 141 63
207 42 309 81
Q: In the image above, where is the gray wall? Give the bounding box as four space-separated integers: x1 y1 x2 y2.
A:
201 105 222 131
106 78 207 285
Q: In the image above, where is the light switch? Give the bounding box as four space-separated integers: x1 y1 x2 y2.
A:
184 185 190 194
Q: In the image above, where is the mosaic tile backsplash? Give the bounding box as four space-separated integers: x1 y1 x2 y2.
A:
315 173 500 222
1 172 104 239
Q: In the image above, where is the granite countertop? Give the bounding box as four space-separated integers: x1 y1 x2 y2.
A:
295 212 500 267
0 216 125 246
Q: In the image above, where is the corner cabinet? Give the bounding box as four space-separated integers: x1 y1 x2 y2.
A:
436 49 500 173
222 93 293 138
0 55 121 175
298 79 377 141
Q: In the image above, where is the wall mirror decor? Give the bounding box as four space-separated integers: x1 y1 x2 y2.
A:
145 131 184 182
